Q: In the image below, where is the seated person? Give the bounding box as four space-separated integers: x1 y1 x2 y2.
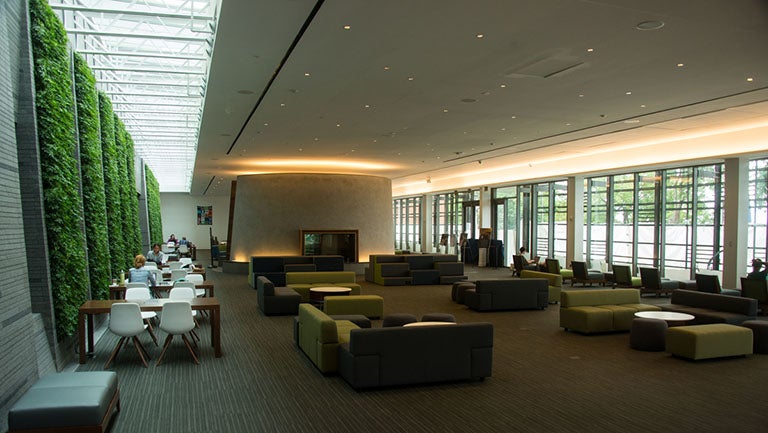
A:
747 258 768 280
128 254 157 288
178 236 189 246
519 247 539 267
167 234 178 245
146 243 167 265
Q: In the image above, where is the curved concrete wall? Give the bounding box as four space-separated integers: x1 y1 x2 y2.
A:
230 173 393 262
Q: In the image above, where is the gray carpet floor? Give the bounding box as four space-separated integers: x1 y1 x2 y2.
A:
76 263 768 433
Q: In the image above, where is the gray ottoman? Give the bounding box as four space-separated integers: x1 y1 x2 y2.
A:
741 320 768 354
8 371 119 433
630 318 668 351
382 313 418 327
421 313 456 323
451 281 476 303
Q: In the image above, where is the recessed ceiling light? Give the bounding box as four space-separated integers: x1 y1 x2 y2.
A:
237 89 254 95
625 91 632 95
676 63 685 67
383 66 390 71
407 77 415 81
304 72 311 77
640 104 646 108
336 123 341 127
263 122 269 126
500 84 507 88
280 103 285 107
586 48 594 52
747 77 754 82
443 109 449 113
343 25 351 30
476 34 484 38
511 115 517 119
636 20 665 30
578 94 584 98
624 119 641 124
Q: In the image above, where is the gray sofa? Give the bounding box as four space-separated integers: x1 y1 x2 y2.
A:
337 322 493 389
662 289 757 324
463 278 549 311
257 276 301 316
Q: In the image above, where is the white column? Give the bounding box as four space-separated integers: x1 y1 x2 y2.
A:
422 194 433 253
722 158 749 289
567 176 585 267
479 186 492 228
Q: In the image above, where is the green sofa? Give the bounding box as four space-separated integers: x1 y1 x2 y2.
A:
295 304 359 373
286 271 361 302
560 289 661 334
520 270 562 304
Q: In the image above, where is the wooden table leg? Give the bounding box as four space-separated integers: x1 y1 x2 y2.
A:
211 305 221 357
87 313 94 356
78 311 86 364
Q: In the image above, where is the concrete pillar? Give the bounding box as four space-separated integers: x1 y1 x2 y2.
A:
722 157 749 289
567 176 585 267
422 194 433 253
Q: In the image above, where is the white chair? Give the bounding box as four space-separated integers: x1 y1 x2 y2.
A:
156 301 199 366
124 287 159 346
104 303 151 368
162 244 175 254
175 280 205 298
144 262 158 269
185 273 205 285
168 261 183 270
169 286 200 335
178 244 190 257
171 269 188 281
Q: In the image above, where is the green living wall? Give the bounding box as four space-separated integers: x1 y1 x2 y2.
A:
115 117 140 265
73 53 111 300
29 0 89 337
146 168 163 246
99 91 125 276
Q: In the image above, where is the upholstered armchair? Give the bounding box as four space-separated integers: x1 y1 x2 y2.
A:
639 267 678 297
740 277 767 314
571 261 606 287
612 264 641 288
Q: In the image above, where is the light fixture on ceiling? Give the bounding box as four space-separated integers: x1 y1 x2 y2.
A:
426 176 431 183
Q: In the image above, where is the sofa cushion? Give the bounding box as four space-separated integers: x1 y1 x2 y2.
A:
404 255 435 270
594 305 640 330
561 289 640 307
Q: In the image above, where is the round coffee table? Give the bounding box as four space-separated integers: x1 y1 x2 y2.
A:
634 311 694 323
309 286 352 305
403 321 457 327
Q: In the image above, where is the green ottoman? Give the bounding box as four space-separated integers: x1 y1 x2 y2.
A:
324 295 384 319
666 324 753 360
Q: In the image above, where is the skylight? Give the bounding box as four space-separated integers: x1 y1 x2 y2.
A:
50 0 219 192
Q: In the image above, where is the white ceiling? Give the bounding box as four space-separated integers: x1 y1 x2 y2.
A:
193 0 768 197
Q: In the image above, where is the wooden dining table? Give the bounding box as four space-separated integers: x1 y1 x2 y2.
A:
78 297 221 364
109 281 214 299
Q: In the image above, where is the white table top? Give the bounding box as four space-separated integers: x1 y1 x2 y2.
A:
634 311 695 321
403 321 457 327
309 286 352 293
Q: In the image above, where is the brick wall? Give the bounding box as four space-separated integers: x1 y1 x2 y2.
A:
0 0 56 430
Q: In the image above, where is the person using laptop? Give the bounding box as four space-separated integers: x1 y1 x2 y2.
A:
146 243 167 265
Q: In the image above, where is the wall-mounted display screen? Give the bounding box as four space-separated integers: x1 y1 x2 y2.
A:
301 230 358 263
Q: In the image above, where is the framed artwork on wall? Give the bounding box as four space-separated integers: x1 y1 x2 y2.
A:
197 205 212 225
